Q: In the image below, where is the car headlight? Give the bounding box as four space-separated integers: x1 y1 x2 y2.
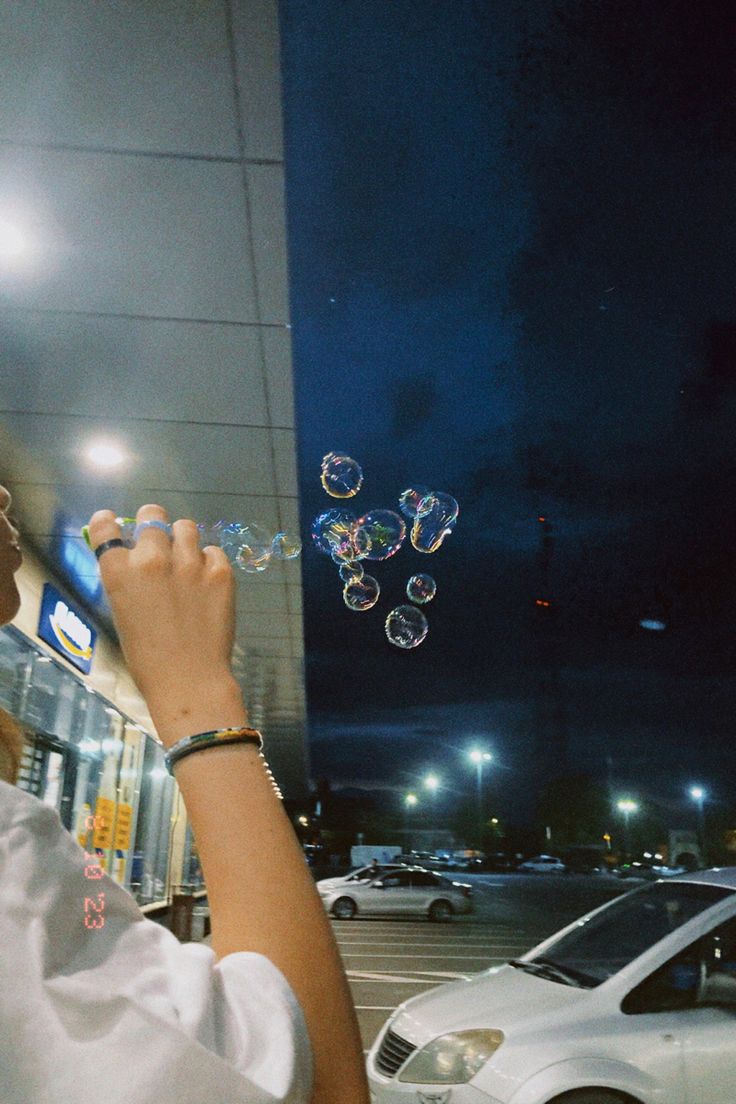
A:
398 1029 504 1084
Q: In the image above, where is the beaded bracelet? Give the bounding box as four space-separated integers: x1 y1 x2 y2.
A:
164 726 263 775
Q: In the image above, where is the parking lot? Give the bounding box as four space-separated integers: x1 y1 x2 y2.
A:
332 873 627 1050
201 871 629 1050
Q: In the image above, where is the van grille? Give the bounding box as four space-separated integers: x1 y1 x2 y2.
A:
375 1028 417 1077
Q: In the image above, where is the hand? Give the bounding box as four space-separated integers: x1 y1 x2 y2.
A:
87 504 244 743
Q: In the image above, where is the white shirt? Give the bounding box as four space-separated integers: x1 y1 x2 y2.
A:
0 779 313 1104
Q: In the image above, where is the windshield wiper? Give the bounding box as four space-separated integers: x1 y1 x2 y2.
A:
509 957 594 989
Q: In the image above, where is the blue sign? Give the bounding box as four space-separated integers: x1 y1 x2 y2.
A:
38 584 96 674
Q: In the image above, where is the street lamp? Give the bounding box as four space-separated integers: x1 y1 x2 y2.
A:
404 792 418 851
689 786 706 863
468 749 492 843
424 773 440 793
616 798 638 860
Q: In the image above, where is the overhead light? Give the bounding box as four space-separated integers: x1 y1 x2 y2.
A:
639 619 666 631
0 219 25 257
85 440 127 469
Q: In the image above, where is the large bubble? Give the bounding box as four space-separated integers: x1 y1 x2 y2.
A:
320 453 364 498
311 508 366 560
406 573 436 604
411 492 459 553
354 509 406 561
343 574 380 611
385 604 429 648
398 486 430 518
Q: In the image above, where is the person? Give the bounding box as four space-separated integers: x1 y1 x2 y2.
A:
0 493 369 1104
368 857 380 877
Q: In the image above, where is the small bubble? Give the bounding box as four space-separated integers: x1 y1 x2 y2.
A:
271 531 302 559
355 509 406 560
343 574 380 611
399 486 431 518
385 605 429 648
411 492 459 553
234 523 273 573
339 560 364 583
406 574 436 604
320 453 364 498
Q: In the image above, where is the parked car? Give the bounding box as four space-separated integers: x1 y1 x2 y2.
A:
319 866 473 921
480 852 517 872
517 853 567 874
368 868 736 1103
615 861 688 881
315 862 406 894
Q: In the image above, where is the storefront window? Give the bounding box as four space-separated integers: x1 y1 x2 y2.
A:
132 737 176 905
0 625 184 906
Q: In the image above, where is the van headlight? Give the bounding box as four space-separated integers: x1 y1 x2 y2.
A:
398 1029 504 1084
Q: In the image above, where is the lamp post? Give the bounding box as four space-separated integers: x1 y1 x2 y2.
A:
469 749 492 845
689 786 706 864
424 774 440 846
616 798 638 861
405 792 418 851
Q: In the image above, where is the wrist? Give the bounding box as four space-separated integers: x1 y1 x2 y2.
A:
147 676 248 749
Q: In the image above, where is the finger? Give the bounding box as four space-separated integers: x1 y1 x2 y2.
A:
87 509 126 557
171 518 203 567
133 503 172 555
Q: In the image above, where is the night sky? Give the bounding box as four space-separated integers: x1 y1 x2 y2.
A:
279 0 736 823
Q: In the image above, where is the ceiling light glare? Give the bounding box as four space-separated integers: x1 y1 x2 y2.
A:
0 219 25 257
639 619 666 632
86 441 126 469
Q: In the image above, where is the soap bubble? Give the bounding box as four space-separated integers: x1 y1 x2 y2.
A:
271 531 302 559
406 573 436 604
411 492 459 553
343 574 380 611
385 604 429 648
215 522 248 559
234 523 273 573
311 509 364 559
339 560 364 583
320 453 364 498
354 509 406 561
398 486 430 518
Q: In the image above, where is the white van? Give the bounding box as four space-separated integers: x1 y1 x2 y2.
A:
367 869 736 1103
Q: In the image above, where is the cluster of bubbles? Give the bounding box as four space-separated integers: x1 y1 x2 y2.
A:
200 521 301 574
311 452 458 648
82 517 301 575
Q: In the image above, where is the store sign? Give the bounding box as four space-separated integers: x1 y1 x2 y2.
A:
38 584 96 674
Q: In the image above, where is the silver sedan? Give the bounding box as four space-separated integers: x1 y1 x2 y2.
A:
318 866 472 921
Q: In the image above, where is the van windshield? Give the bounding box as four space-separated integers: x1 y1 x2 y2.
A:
522 882 733 987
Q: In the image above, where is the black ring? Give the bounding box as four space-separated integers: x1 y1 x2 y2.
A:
94 538 128 560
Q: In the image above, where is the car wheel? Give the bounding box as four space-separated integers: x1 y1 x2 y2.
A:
332 896 357 920
550 1091 635 1104
428 899 453 922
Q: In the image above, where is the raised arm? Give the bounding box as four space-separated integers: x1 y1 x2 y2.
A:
88 505 369 1104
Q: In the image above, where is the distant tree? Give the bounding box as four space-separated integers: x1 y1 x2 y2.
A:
536 773 610 848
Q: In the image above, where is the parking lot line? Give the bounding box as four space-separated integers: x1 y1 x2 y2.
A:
335 940 527 948
341 952 508 959
347 971 465 983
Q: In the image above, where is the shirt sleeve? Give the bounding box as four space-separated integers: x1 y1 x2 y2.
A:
0 780 313 1104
